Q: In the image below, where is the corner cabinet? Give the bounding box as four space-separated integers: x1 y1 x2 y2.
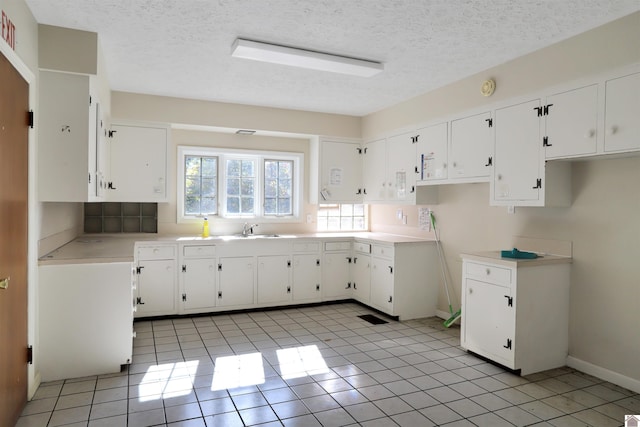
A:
460 254 571 375
313 138 363 203
107 123 169 202
38 70 108 202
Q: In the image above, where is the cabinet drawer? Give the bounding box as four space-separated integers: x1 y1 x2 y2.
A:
293 242 320 252
466 262 511 286
137 245 176 260
372 245 394 259
324 241 351 251
183 245 216 257
353 242 371 254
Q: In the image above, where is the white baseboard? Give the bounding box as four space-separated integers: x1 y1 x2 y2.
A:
567 356 640 394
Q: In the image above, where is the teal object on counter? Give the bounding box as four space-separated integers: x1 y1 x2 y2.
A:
501 248 539 259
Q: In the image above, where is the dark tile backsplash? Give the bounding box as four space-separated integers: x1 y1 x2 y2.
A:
84 202 158 233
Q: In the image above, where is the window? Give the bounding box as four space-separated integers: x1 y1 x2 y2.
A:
317 204 368 231
178 146 303 222
184 155 218 216
225 158 256 216
264 160 293 216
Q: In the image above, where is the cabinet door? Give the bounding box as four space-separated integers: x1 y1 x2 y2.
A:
292 254 321 302
362 139 386 202
604 72 640 153
352 254 371 303
322 252 351 299
183 259 216 311
417 122 448 181
387 132 418 202
545 85 598 159
320 140 362 202
108 124 168 202
493 99 542 203
370 257 394 313
257 255 291 304
136 259 176 317
463 279 514 367
38 71 94 202
450 112 493 180
218 257 254 307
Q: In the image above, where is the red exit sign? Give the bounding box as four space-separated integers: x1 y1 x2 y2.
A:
2 10 16 50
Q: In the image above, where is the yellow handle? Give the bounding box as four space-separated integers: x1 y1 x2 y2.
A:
0 277 9 290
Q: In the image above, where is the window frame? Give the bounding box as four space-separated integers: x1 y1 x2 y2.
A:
316 203 368 232
177 145 303 223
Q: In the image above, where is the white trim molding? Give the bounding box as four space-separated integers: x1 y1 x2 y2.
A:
567 356 640 394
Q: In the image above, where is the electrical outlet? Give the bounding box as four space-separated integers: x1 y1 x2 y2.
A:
402 215 408 225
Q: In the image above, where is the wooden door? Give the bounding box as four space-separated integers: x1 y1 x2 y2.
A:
0 51 30 427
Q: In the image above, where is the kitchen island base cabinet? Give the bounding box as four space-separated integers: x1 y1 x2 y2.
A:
461 256 570 375
39 262 134 382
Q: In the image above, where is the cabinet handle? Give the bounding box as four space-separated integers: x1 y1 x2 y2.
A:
353 283 357 290
469 288 473 294
485 268 491 275
388 266 393 274
287 260 291 267
287 286 291 293
414 166 419 174
607 125 618 136
452 162 457 168
218 291 222 298
218 263 222 271
496 174 502 181
585 129 595 138
388 296 393 303
316 259 320 266
316 284 320 291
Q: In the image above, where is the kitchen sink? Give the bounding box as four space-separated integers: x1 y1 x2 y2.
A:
219 233 291 240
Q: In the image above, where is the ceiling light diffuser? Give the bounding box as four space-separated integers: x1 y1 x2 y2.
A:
231 39 383 77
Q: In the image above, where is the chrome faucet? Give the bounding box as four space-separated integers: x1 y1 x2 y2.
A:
242 222 259 237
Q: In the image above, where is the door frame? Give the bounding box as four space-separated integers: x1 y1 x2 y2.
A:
0 40 38 399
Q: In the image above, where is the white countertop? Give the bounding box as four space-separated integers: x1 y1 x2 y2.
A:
39 232 435 265
460 250 572 267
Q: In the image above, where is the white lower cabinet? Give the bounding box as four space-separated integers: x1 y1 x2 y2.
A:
258 255 292 305
291 242 322 303
179 244 216 314
352 242 371 304
370 255 394 313
322 241 353 300
217 256 255 308
39 262 134 381
461 256 570 375
134 243 177 317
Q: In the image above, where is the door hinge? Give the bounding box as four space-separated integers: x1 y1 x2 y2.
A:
388 296 393 303
504 295 513 307
534 106 543 117
136 266 144 274
411 135 420 143
182 265 187 273
346 257 352 263
88 173 91 184
107 182 117 190
414 166 419 174
108 130 117 138
182 293 187 302
356 188 362 195
28 110 34 128
503 338 512 350
357 147 363 154
345 282 352 289
353 257 357 264
136 296 145 305
27 345 33 364
543 103 553 116
543 136 552 147
485 118 493 128
89 95 92 106
532 178 542 189
485 157 492 167
388 266 393 274
353 282 357 290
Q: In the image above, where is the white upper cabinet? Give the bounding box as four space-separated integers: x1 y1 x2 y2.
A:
362 138 386 203
544 84 599 159
603 71 640 153
316 139 362 203
492 99 543 204
416 122 448 182
449 111 493 181
386 131 418 203
492 99 571 207
39 71 106 202
107 123 169 202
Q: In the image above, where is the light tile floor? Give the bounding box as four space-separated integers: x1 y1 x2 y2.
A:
17 303 639 426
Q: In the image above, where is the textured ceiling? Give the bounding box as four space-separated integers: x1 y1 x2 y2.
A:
25 1 640 116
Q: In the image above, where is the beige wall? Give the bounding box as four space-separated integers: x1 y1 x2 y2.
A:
159 129 319 236
364 12 640 385
112 92 361 139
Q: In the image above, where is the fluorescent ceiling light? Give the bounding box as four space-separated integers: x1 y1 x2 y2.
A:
231 39 383 77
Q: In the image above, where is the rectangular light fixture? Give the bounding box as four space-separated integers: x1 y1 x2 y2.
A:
231 38 383 77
